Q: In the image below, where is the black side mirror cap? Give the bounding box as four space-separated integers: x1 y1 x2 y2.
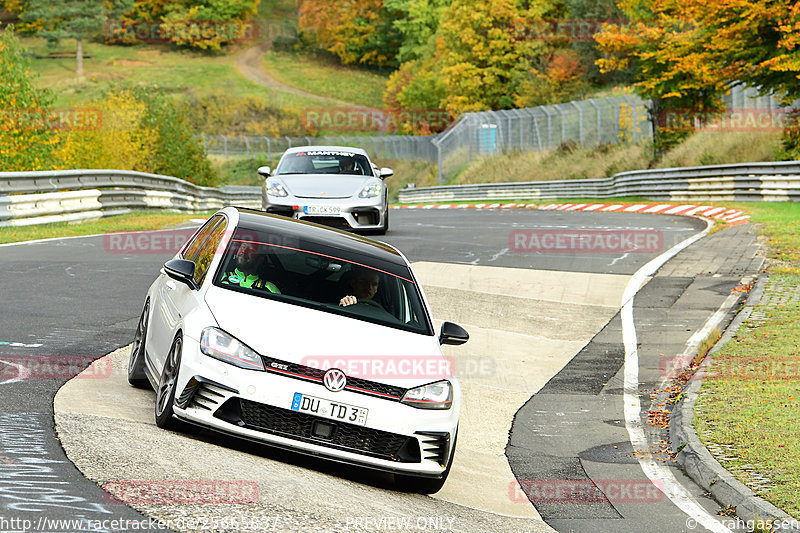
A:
439 321 469 345
164 259 198 290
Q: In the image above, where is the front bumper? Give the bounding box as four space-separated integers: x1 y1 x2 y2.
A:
263 195 386 231
172 337 458 477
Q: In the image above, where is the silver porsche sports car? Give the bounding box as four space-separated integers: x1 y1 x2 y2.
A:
260 146 392 235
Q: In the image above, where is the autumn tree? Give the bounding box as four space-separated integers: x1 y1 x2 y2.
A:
595 0 800 155
0 26 61 170
298 0 402 67
21 0 131 75
436 0 564 114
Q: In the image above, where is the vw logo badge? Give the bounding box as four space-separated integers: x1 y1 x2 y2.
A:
323 368 347 392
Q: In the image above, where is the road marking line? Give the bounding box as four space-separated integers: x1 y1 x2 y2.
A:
621 217 733 533
0 358 30 385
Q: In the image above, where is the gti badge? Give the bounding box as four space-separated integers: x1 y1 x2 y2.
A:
323 368 346 392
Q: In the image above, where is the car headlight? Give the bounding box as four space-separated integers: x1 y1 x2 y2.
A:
358 182 382 198
401 380 452 409
267 182 289 197
200 327 265 371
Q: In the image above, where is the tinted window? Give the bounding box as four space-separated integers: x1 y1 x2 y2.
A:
212 226 433 335
277 149 371 176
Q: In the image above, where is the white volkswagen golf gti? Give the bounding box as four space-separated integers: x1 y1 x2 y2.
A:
128 207 468 493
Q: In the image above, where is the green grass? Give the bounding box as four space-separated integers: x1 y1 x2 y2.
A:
743 202 800 273
261 50 389 110
694 280 800 517
23 37 322 109
0 211 210 244
692 201 800 518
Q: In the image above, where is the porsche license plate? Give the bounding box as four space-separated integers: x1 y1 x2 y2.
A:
304 205 341 215
291 393 368 426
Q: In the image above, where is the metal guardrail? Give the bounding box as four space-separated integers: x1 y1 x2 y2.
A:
398 161 800 203
0 170 261 227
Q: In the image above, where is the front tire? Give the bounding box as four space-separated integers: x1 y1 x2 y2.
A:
128 301 151 388
155 335 183 429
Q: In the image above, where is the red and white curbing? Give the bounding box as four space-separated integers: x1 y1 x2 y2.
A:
392 202 750 224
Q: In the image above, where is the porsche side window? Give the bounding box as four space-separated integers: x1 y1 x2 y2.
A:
192 218 228 285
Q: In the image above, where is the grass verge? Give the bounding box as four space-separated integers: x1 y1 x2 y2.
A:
0 211 210 245
23 37 322 110
450 130 782 186
262 50 389 110
693 201 800 518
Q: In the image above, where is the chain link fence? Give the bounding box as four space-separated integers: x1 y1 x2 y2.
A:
200 134 438 162
201 85 788 185
431 95 651 183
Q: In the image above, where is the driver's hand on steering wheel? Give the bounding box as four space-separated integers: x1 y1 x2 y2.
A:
339 295 357 306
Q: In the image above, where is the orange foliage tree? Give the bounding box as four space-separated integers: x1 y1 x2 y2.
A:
298 0 402 67
596 0 800 153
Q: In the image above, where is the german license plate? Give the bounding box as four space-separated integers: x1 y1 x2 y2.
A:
304 205 341 215
291 393 368 426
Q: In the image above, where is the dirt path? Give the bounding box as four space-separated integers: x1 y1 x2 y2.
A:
235 43 377 111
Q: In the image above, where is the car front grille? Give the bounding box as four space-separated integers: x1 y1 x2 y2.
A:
223 398 420 463
260 356 408 402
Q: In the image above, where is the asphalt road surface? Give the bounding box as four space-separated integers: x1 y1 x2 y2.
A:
0 208 754 533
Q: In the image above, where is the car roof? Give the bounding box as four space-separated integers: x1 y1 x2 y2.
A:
282 146 369 157
231 208 408 273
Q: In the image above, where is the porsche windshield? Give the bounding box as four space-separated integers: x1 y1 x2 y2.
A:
277 150 371 176
213 227 433 335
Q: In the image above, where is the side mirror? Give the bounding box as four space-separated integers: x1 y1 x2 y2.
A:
164 259 198 290
257 166 271 177
439 321 469 345
379 167 394 179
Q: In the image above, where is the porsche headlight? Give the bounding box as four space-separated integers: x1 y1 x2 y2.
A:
267 182 289 197
358 182 382 198
200 327 265 371
401 380 452 409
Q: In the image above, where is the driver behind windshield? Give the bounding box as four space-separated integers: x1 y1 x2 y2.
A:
339 267 380 307
221 241 280 294
339 156 357 174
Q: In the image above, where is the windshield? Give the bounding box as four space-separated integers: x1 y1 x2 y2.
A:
213 226 432 335
276 150 372 176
